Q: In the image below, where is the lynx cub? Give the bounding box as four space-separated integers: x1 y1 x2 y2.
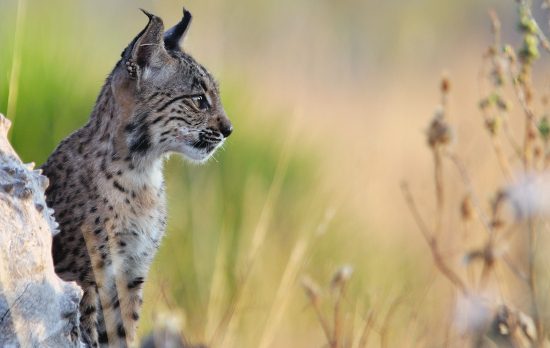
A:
41 8 232 347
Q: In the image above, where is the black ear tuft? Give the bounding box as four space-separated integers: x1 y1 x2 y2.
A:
164 7 192 51
140 8 154 20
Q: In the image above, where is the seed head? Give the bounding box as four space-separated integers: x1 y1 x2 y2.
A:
441 74 451 94
330 265 354 292
427 111 455 148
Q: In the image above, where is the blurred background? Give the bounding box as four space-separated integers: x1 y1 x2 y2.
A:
0 0 543 346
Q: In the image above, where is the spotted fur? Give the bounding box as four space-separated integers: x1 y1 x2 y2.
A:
41 8 231 348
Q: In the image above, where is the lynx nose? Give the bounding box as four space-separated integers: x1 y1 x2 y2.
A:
220 120 233 138
221 125 233 138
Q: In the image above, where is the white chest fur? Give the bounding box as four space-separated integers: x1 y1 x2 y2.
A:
98 158 167 274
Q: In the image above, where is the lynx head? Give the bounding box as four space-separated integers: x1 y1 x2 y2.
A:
111 8 232 162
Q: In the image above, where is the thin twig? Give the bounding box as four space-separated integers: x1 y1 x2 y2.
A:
433 148 444 238
402 266 438 348
380 293 406 348
443 152 493 235
527 212 543 345
357 301 379 348
502 253 528 282
460 217 476 287
480 10 522 174
401 182 468 295
400 182 432 244
302 276 332 344
330 265 353 348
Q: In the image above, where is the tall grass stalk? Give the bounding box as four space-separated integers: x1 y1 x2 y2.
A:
6 0 26 140
257 233 310 348
204 216 232 341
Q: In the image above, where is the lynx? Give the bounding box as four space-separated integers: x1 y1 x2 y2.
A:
41 7 232 347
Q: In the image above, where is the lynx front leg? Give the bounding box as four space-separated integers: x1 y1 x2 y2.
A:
82 229 128 348
118 279 145 345
80 286 101 348
96 268 134 348
107 242 149 346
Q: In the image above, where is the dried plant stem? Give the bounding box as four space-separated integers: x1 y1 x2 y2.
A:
343 314 353 348
311 293 332 344
433 148 444 238
502 118 523 158
333 300 343 348
477 11 520 179
205 219 231 341
477 256 493 291
510 74 536 133
507 47 538 169
357 304 378 348
522 78 536 173
491 133 515 182
527 214 543 346
502 252 528 282
492 258 512 304
257 233 311 348
518 54 541 348
444 152 493 235
332 279 349 348
380 293 405 348
477 101 519 181
402 267 437 348
401 182 468 295
210 291 239 348
486 11 515 182
443 289 457 348
460 221 476 287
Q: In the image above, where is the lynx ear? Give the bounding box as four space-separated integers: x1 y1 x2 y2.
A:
122 9 170 71
163 7 192 51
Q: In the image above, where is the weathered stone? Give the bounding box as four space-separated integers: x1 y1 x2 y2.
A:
0 113 88 347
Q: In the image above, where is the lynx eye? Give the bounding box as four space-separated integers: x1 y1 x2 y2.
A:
191 95 208 110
